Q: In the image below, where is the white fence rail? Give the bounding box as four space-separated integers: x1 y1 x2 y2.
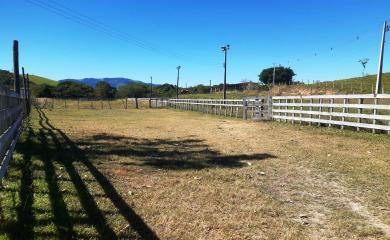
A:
0 87 26 179
158 94 390 134
272 94 390 133
163 98 271 120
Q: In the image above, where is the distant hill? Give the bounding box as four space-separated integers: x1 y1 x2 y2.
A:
29 75 58 86
60 77 154 88
0 69 57 88
319 73 390 94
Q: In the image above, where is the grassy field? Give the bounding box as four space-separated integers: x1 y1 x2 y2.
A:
0 107 389 239
320 72 390 94
29 75 58 86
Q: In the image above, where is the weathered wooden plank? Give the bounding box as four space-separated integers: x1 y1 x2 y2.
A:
273 115 390 131
272 94 390 100
272 109 390 121
0 117 23 179
272 102 390 110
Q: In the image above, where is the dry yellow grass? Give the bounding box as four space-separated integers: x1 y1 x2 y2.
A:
1 107 389 239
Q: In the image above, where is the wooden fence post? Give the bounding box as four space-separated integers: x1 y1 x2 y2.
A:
243 98 248 120
21 67 29 114
26 74 31 113
13 40 20 95
329 98 334 127
268 96 273 121
372 98 378 134
357 98 363 131
299 96 303 125
135 98 138 109
341 98 347 130
292 98 295 124
309 98 313 125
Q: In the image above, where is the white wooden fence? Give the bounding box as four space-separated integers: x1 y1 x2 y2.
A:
164 98 271 120
0 87 26 179
159 94 390 134
272 94 390 133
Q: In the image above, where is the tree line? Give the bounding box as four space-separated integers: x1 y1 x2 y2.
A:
1 66 297 98
32 81 180 99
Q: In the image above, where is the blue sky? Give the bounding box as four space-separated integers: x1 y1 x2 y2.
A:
0 0 389 86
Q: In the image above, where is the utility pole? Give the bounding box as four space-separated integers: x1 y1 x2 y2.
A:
221 44 230 100
176 66 181 99
272 63 277 86
13 40 20 95
376 21 389 94
149 76 153 108
209 80 212 96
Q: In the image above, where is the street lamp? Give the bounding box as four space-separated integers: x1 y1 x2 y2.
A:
176 66 181 99
221 44 230 100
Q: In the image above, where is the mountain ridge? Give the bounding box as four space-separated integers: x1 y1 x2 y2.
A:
60 77 151 88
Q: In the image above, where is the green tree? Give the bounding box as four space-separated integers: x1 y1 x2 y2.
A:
30 83 54 97
0 70 14 89
154 84 176 98
188 84 209 94
117 83 149 98
95 81 116 99
259 66 296 85
55 81 94 98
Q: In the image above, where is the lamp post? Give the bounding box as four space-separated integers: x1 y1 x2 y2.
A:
176 66 181 99
221 44 230 100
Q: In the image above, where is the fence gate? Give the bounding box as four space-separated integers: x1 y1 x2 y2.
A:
243 97 272 121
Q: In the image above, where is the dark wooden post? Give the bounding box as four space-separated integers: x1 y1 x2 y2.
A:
22 67 29 114
13 40 20 95
125 98 128 109
26 73 31 114
135 98 138 109
22 67 27 98
243 98 248 120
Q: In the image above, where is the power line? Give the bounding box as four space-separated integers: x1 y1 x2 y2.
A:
24 0 219 68
283 28 378 68
25 0 180 57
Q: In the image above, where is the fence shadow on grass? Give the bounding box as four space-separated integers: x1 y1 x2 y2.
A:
1 107 275 239
0 124 35 239
79 132 276 171
0 108 159 239
36 108 159 239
